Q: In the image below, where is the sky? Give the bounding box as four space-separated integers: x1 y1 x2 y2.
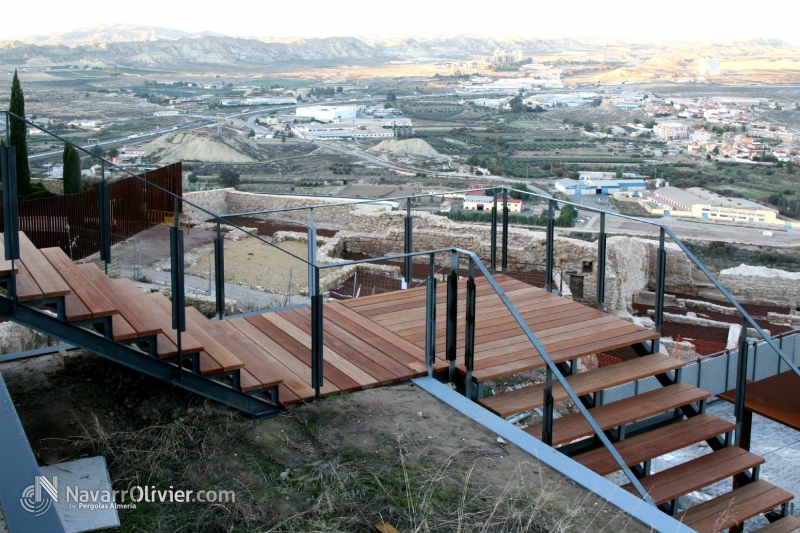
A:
2 0 799 44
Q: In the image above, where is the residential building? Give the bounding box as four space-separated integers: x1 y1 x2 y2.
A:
462 195 523 213
653 122 689 141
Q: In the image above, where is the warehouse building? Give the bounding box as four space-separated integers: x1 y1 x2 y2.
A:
555 178 647 196
647 187 792 228
296 105 358 122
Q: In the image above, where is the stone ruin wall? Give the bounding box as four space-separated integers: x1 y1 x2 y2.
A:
183 189 797 309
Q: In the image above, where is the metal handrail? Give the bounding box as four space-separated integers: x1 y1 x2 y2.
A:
319 247 656 505
1 110 311 266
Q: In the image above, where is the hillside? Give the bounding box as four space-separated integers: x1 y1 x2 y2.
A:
367 139 441 158
143 131 259 164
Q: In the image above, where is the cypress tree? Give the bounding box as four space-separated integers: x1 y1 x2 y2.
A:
9 70 31 195
62 144 82 195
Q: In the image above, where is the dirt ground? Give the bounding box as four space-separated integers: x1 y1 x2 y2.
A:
1 351 651 533
184 237 316 295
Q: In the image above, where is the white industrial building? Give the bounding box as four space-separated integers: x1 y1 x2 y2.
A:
653 122 690 141
697 58 721 76
296 105 358 123
555 178 647 196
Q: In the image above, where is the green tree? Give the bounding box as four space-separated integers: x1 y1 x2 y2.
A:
336 86 343 93
386 91 397 103
218 168 240 188
9 70 32 195
62 144 83 195
188 172 198 184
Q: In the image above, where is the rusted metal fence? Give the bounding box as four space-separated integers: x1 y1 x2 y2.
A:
0 163 182 260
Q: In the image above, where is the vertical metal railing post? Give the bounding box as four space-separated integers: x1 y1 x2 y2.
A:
1 145 19 305
502 188 509 274
446 251 458 381
652 227 667 353
425 253 437 376
490 192 498 272
169 197 186 382
542 365 554 446
214 219 225 319
465 257 477 399
734 317 750 447
308 208 323 400
404 201 413 288
597 212 606 311
98 181 111 275
545 199 555 292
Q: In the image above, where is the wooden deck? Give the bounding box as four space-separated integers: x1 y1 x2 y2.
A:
230 274 659 404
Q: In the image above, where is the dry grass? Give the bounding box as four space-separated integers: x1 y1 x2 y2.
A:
62 394 648 533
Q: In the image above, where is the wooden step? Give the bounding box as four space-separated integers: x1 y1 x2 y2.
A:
206 320 282 391
756 516 800 533
674 480 794 533
621 446 764 505
572 413 735 476
15 233 71 302
41 248 117 322
77 264 162 339
524 382 709 446
477 353 683 418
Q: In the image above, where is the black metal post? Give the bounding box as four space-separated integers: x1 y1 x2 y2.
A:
404 202 413 288
98 181 111 274
652 227 667 353
491 192 498 272
597 212 606 311
214 219 225 319
1 147 19 304
546 199 555 292
425 253 437 375
465 257 477 399
169 221 186 382
542 366 554 446
446 251 458 381
502 188 509 274
308 208 316 298
311 265 323 400
734 318 750 448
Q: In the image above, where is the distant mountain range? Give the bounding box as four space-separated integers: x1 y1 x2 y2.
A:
0 24 795 70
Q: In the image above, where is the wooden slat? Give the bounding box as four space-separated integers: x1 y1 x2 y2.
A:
110 312 138 341
756 515 800 533
477 353 683 417
13 261 44 302
77 264 162 338
208 320 282 389
572 413 735 476
228 317 325 398
263 313 378 388
323 305 432 374
156 334 178 359
674 480 794 533
286 307 407 383
621 446 764 505
246 313 360 392
524 383 710 446
325 302 428 363
182 306 243 372
139 291 204 354
17 232 70 298
0 236 17 276
41 248 117 319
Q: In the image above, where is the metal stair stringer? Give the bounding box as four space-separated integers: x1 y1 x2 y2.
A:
0 296 281 418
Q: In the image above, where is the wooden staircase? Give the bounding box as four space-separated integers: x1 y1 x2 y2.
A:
477 335 796 532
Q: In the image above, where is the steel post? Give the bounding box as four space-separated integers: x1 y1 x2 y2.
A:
465 258 477 398
652 227 667 353
542 366 554 446
597 212 606 311
546 199 555 292
502 188 509 274
98 181 111 274
308 209 317 299
214 220 225 319
169 224 186 381
446 252 458 381
404 202 413 288
311 265 323 400
734 318 750 447
491 192 498 272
